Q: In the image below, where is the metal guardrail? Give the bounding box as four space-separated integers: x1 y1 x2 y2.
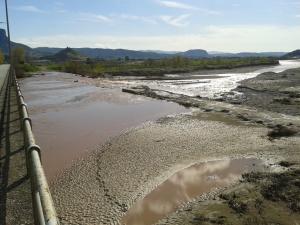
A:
10 68 60 225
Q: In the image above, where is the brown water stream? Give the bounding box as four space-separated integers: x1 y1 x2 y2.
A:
122 158 264 225
20 72 188 179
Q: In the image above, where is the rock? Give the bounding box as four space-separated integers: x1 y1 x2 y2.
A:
267 125 298 140
273 97 292 105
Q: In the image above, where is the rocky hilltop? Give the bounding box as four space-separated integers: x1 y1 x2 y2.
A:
282 49 300 59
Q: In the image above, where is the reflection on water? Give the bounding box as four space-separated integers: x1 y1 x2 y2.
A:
122 158 263 225
20 72 188 179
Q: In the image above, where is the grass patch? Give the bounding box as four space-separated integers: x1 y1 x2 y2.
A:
15 63 41 78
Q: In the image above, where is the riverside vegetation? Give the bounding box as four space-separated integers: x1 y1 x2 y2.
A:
0 49 4 64
52 57 279 77
11 48 40 77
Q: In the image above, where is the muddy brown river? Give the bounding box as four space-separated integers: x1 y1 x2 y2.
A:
20 72 188 179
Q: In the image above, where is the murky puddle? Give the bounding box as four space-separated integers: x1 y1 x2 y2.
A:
122 158 264 225
20 72 188 179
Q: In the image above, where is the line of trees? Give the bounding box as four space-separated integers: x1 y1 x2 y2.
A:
0 49 4 64
56 56 278 78
11 48 39 77
0 47 40 76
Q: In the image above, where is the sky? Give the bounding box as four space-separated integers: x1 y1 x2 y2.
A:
0 0 300 52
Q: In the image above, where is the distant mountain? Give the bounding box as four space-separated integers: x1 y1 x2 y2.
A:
74 48 210 59
0 28 33 56
177 49 209 58
34 47 63 56
43 47 86 62
75 48 171 59
235 52 286 58
282 50 300 59
209 51 286 58
142 50 180 54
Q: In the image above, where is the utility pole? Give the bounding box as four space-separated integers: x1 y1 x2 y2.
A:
5 0 12 64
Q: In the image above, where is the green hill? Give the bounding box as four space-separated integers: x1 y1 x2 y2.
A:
45 47 86 62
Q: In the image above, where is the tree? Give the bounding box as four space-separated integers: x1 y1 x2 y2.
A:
12 47 25 65
0 49 4 64
12 48 25 77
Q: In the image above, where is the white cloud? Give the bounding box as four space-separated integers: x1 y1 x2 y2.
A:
118 14 157 24
158 0 198 10
160 14 190 27
14 25 300 52
157 0 221 15
78 13 112 23
12 5 44 13
296 14 300 18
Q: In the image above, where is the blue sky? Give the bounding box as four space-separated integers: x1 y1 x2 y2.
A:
1 0 300 52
